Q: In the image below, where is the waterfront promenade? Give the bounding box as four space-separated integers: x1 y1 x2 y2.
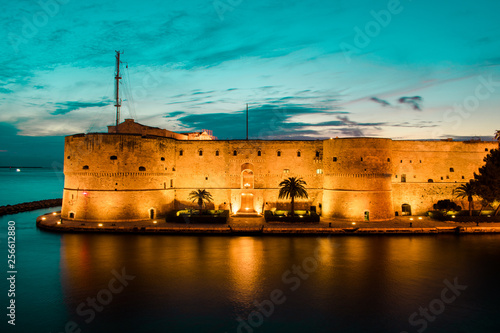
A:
36 211 500 235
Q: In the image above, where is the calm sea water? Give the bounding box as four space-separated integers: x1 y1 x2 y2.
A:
1 169 500 333
0 168 64 206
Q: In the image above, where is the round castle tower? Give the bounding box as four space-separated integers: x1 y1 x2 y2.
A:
61 133 176 222
321 138 394 221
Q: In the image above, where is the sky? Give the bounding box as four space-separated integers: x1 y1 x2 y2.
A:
1 0 500 166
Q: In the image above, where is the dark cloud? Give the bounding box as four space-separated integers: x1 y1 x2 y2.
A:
370 97 391 107
370 96 424 111
330 115 387 137
191 90 215 95
260 94 339 105
165 88 341 113
171 94 187 98
336 116 385 127
0 62 35 86
0 87 13 94
174 104 348 139
398 96 423 111
184 42 278 69
163 111 185 117
50 99 113 115
337 128 365 137
390 121 438 128
337 115 358 126
169 103 404 139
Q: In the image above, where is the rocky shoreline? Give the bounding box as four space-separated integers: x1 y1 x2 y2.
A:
0 199 62 216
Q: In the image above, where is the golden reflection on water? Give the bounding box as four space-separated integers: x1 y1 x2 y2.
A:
228 237 264 308
58 233 489 330
60 235 439 293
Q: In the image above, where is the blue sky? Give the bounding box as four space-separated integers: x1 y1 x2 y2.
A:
1 0 500 165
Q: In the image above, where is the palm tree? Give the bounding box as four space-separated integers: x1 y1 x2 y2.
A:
188 189 213 213
454 181 477 216
278 177 308 217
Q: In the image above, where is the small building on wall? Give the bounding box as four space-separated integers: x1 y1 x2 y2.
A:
61 119 497 222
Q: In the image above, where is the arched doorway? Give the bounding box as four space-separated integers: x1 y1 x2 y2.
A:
402 204 412 216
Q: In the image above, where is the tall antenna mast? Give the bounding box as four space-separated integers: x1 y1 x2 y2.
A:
246 103 249 140
114 51 122 130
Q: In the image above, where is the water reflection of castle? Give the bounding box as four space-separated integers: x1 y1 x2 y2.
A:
61 119 496 222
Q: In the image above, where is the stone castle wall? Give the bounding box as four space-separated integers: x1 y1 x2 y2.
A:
61 133 498 222
390 140 496 215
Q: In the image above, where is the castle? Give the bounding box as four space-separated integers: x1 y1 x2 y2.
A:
60 119 497 222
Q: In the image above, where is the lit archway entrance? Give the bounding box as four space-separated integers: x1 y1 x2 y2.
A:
241 162 254 190
402 204 412 216
238 193 256 213
242 170 254 189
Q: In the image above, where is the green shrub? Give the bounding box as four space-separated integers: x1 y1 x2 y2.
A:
264 210 320 223
433 200 461 211
167 210 229 223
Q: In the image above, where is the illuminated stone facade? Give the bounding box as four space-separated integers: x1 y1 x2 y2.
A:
61 121 497 222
